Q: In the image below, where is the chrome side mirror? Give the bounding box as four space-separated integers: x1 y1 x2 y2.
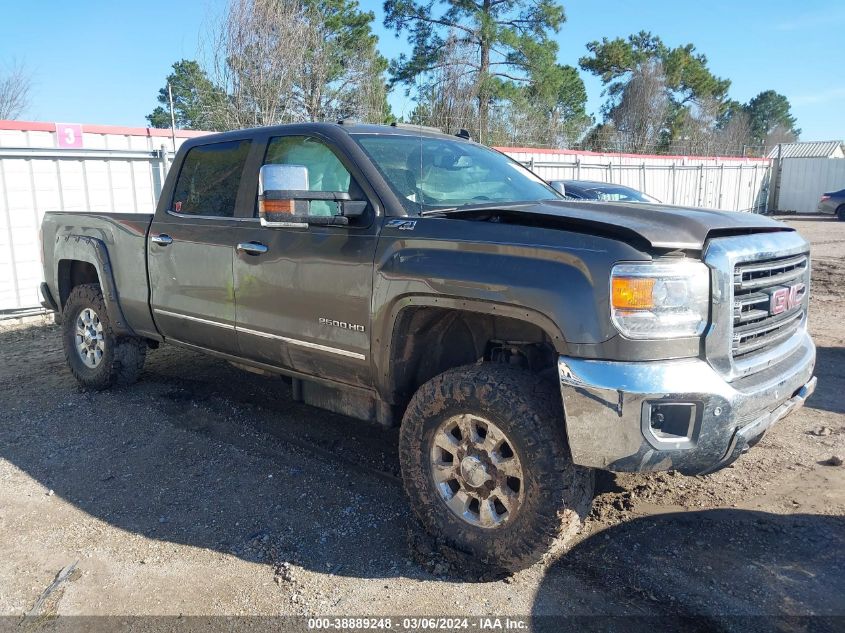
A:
259 163 309 192
258 164 311 228
258 163 365 228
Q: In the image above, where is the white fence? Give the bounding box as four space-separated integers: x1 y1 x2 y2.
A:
0 121 773 312
775 157 845 213
0 121 204 312
502 148 771 213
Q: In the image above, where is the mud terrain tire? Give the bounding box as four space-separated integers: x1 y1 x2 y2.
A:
62 283 146 389
399 363 594 572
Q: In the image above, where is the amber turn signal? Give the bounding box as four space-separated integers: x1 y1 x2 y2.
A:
611 277 655 309
260 199 295 214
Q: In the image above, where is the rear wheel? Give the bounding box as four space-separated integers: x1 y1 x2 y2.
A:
837 204 845 221
62 283 146 389
399 363 594 572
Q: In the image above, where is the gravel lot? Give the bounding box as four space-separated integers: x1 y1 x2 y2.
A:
1 217 843 627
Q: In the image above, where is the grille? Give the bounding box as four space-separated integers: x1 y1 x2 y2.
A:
732 254 808 359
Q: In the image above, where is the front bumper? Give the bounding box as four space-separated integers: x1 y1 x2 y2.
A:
558 331 816 474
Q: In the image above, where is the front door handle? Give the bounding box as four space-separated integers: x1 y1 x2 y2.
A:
236 241 269 256
151 234 173 246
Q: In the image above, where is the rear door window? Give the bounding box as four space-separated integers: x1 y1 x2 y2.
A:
171 140 251 217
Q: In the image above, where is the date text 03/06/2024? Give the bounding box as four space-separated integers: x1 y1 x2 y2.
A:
306 617 528 630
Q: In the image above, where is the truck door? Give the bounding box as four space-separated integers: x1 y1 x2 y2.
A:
232 134 380 388
148 138 253 354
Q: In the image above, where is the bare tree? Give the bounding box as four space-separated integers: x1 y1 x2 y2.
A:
0 61 32 120
668 97 761 156
501 88 592 149
670 96 721 155
606 60 669 153
203 0 390 130
715 108 754 155
205 0 314 129
296 10 389 123
332 47 390 123
410 35 480 133
297 11 334 122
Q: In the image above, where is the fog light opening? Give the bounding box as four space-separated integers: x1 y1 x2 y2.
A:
643 401 700 448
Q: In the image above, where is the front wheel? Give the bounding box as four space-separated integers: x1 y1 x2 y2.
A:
62 283 146 389
399 363 594 572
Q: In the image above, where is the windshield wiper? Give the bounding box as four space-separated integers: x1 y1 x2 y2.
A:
419 201 538 217
419 207 459 217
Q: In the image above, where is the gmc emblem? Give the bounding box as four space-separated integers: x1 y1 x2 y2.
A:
770 283 805 315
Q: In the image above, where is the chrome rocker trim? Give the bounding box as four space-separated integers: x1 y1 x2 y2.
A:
153 308 365 360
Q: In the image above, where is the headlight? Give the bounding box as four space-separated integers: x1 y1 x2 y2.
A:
610 260 710 339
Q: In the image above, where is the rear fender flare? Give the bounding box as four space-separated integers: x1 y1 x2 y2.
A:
55 234 135 337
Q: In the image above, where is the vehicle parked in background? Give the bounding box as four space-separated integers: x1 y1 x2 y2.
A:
817 188 845 220
550 179 661 203
40 122 816 572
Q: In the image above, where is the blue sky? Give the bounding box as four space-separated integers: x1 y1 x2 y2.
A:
2 0 843 140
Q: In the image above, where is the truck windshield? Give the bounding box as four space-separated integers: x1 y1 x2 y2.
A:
354 134 560 214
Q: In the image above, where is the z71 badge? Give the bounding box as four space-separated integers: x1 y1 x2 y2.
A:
386 219 417 231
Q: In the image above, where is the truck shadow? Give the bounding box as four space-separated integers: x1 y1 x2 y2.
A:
532 509 845 629
0 327 414 582
810 346 845 415
1 324 844 611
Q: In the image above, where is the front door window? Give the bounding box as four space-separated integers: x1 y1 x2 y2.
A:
262 136 353 217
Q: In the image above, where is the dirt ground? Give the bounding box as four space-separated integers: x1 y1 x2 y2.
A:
0 216 843 628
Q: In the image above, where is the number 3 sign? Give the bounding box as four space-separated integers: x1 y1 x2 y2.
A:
56 123 83 149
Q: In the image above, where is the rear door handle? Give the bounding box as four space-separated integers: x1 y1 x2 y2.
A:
236 241 269 256
151 234 173 246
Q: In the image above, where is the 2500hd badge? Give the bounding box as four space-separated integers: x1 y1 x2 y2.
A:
319 317 366 333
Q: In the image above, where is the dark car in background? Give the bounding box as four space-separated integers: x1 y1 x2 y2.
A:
550 179 661 203
817 188 845 220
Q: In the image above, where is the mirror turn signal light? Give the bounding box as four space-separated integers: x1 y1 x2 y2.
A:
259 198 295 214
612 277 655 310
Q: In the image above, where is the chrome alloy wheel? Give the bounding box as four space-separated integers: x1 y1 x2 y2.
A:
430 413 525 529
75 308 105 368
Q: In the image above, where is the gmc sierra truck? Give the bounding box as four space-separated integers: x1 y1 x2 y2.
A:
40 122 817 571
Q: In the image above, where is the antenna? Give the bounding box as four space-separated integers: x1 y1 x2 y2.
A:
167 82 177 153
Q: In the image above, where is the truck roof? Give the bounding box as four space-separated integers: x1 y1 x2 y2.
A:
180 121 465 150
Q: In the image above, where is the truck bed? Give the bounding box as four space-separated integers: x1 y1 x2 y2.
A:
41 212 156 337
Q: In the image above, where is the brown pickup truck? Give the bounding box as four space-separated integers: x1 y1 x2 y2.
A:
40 122 817 571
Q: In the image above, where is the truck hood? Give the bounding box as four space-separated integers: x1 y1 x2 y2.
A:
434 200 792 250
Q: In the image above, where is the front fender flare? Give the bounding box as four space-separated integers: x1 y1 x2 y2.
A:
372 293 567 402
